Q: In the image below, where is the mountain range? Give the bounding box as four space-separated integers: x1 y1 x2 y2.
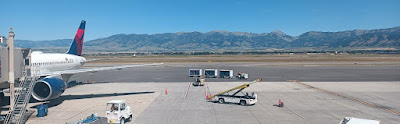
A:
14 26 400 52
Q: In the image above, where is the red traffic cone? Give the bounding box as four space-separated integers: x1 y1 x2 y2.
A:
279 99 281 104
165 88 168 95
206 93 209 99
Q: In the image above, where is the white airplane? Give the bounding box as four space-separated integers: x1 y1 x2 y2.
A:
14 20 161 102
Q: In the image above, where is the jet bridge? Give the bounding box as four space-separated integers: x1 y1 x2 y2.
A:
0 43 32 89
0 30 32 106
1 28 33 124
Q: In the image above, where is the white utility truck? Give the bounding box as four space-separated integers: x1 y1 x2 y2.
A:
208 79 262 106
236 72 249 79
106 100 133 124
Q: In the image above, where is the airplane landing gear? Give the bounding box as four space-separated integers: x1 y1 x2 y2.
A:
0 92 4 105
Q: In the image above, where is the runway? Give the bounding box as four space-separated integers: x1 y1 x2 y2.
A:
70 62 400 82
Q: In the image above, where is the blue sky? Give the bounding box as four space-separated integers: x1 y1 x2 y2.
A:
1 0 399 41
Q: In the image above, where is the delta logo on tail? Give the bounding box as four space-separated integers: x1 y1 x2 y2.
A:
67 20 85 56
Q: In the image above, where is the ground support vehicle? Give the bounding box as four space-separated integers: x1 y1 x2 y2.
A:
193 77 205 86
208 79 262 106
236 72 248 79
106 100 132 124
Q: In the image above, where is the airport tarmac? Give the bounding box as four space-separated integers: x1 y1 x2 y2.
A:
16 81 400 124
1 62 399 123
136 81 400 124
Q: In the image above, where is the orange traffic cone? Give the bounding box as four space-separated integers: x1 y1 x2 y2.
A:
165 88 168 95
278 99 284 107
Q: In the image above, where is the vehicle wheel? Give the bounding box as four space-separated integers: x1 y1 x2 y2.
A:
120 118 125 124
128 115 133 121
240 100 246 106
218 98 225 104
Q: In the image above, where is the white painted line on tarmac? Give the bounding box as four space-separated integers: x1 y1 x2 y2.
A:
68 105 95 120
184 82 191 99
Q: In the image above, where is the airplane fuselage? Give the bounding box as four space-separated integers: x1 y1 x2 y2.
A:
31 51 86 77
0 20 160 103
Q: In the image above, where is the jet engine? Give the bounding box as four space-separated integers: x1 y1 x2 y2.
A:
32 77 67 101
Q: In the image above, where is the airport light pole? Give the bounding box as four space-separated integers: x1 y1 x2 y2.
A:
8 27 15 110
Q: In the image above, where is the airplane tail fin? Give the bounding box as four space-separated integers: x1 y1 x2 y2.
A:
67 20 86 56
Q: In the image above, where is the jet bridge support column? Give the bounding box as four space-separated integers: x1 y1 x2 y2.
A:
8 27 15 110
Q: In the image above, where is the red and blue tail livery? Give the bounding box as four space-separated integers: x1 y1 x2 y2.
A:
67 20 86 56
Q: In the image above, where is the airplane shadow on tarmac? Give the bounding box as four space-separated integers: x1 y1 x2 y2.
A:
29 91 155 109
1 91 154 117
0 81 154 109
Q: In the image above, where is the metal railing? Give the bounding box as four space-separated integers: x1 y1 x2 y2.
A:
3 70 37 124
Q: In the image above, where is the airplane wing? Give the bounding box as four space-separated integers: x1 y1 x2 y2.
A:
37 63 163 77
85 57 118 62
